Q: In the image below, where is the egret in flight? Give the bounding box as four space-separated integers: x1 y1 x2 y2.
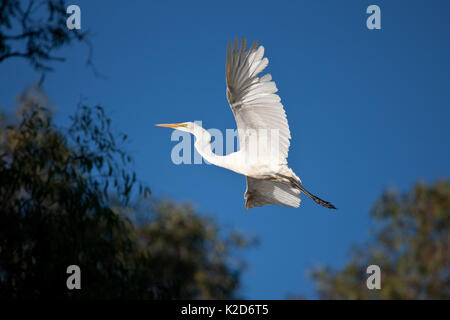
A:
157 38 336 210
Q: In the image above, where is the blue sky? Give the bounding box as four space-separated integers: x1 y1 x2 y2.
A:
1 0 449 299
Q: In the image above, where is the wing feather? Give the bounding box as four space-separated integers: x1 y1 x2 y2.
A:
244 177 300 209
226 38 291 165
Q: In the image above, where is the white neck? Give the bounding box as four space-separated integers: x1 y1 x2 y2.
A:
192 126 232 169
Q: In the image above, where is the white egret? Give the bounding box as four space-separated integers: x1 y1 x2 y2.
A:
157 38 336 210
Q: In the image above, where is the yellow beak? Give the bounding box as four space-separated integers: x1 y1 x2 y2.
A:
155 123 187 128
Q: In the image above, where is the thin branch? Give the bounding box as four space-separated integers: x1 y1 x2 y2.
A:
0 51 65 63
20 0 35 30
0 51 30 62
0 0 101 76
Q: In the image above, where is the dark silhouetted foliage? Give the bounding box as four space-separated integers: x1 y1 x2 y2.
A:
310 181 450 299
0 86 253 299
0 0 253 300
0 0 91 71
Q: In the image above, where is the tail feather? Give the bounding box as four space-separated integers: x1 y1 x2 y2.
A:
297 184 336 209
276 174 337 210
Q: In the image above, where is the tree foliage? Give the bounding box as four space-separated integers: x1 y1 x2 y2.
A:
0 0 253 300
311 181 450 299
0 86 252 299
129 200 253 299
0 0 90 71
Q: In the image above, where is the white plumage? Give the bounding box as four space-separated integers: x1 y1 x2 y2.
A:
157 38 336 210
226 38 291 166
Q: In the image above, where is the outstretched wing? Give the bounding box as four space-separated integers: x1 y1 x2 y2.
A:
226 38 291 165
244 177 300 209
